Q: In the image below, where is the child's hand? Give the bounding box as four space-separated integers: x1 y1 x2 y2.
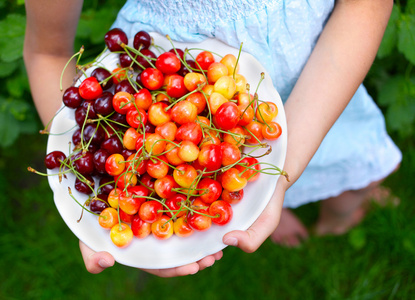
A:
79 240 223 276
222 176 286 253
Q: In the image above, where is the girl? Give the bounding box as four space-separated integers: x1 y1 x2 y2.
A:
24 0 401 274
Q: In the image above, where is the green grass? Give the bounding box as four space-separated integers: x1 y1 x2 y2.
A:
0 134 414 300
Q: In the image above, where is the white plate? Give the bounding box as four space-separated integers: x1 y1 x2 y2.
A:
47 32 287 269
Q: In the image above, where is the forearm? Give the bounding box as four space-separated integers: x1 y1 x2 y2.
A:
281 0 393 189
24 0 84 126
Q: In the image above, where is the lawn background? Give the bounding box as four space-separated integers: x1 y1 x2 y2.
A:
1 1 415 299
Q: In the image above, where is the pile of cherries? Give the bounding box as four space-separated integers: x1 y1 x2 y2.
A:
43 28 283 248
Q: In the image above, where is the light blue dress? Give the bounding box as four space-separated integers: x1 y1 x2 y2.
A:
112 0 402 208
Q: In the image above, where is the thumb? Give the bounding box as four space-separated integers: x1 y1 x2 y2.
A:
79 240 115 274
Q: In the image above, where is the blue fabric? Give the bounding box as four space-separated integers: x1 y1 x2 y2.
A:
112 0 402 208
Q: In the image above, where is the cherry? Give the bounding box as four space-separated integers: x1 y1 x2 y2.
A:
62 86 83 109
93 92 114 116
45 151 66 169
114 79 136 95
74 174 95 194
73 151 95 175
119 52 136 68
93 148 110 174
80 99 98 119
72 129 82 146
99 176 115 194
133 30 151 50
104 28 128 52
90 193 109 213
135 49 157 70
101 135 123 154
83 123 105 146
178 59 196 77
79 77 103 100
91 67 113 90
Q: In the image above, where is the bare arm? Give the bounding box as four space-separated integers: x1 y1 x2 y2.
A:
24 0 83 125
224 0 393 251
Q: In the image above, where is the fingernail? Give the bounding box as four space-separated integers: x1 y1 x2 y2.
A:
98 259 111 268
224 237 238 246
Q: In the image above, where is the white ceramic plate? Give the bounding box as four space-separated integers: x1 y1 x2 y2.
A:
47 32 287 269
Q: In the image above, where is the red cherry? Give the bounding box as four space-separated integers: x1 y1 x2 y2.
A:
79 77 103 100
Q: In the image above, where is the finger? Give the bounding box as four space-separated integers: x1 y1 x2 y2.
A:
142 263 200 278
79 240 115 274
196 251 223 271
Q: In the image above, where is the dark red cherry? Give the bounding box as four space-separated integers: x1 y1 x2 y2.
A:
91 67 113 90
114 79 136 94
109 112 128 127
94 92 114 116
101 136 123 154
104 28 128 52
133 30 151 50
45 151 67 169
72 128 82 146
73 151 95 175
74 174 95 194
62 86 83 108
121 149 135 160
90 193 109 213
169 48 185 60
93 148 110 174
83 123 105 146
178 59 197 77
99 176 115 194
120 52 137 68
136 49 157 70
80 100 98 119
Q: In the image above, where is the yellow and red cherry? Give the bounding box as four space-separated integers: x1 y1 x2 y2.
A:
173 163 198 188
244 120 264 144
221 167 248 192
187 209 212 231
173 216 194 237
110 223 133 248
108 188 121 208
262 121 282 140
183 72 207 92
207 62 228 84
185 92 206 114
131 214 151 239
178 140 200 162
215 102 241 130
141 67 164 90
151 215 174 240
234 74 247 94
237 103 254 126
105 153 125 176
220 54 240 76
197 144 222 172
208 92 228 115
98 207 119 229
148 101 171 126
156 121 177 141
123 127 140 150
165 142 185 166
165 194 187 218
156 52 182 74
126 107 147 129
112 91 134 114
171 100 198 125
222 188 244 205
197 178 222 204
146 155 169 179
165 74 188 98
213 75 237 100
209 200 233 225
139 200 163 223
154 175 179 199
220 142 241 166
256 101 278 124
144 132 166 156
114 171 138 190
175 122 203 145
196 50 215 71
235 157 260 182
134 88 153 110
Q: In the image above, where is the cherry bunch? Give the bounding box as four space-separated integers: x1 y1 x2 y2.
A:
36 28 286 248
